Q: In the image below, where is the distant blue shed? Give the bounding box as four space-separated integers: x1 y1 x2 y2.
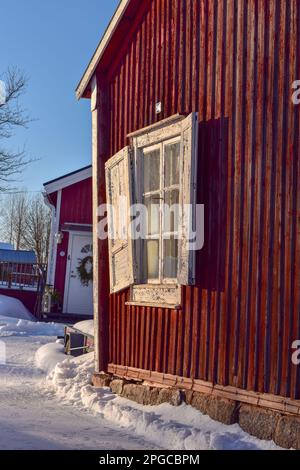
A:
0 249 37 264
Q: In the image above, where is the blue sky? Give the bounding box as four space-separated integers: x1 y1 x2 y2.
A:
0 0 119 192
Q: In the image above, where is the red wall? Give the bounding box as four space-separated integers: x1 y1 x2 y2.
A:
59 177 92 226
97 0 300 399
50 177 92 308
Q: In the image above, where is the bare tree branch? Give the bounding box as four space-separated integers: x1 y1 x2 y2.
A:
0 67 32 190
0 192 51 264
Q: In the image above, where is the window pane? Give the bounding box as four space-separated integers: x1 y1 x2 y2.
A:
164 142 180 187
143 240 159 280
144 195 160 236
163 237 178 279
164 189 179 233
143 149 160 193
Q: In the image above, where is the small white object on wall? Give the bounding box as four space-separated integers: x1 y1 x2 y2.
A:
155 101 162 114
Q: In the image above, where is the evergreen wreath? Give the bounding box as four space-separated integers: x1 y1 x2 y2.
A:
76 256 93 286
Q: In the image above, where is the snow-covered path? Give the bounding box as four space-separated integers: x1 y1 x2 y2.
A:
0 296 282 451
0 336 156 450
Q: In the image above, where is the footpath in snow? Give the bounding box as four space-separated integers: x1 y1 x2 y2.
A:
0 295 155 450
0 294 282 450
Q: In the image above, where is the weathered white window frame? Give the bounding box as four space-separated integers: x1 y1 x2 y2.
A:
128 113 198 308
105 113 198 308
105 146 135 294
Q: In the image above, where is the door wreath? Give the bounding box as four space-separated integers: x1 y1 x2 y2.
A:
77 256 93 286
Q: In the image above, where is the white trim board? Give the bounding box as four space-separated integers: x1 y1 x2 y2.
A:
48 189 62 286
63 223 93 228
44 166 92 194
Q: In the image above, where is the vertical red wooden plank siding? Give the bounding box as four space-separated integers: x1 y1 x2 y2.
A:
219 0 232 385
102 0 300 399
139 306 145 369
277 0 290 397
291 0 300 399
244 0 259 391
269 0 285 395
284 0 299 399
133 306 137 368
182 287 191 377
148 308 155 370
59 178 92 225
191 287 199 380
162 308 169 372
238 0 254 390
112 294 117 365
155 308 163 371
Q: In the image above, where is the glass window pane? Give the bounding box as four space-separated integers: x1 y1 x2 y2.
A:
144 195 160 236
143 240 159 280
164 142 180 187
143 149 160 193
163 237 178 279
164 190 179 233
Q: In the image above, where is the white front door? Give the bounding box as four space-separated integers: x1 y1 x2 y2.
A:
64 233 93 316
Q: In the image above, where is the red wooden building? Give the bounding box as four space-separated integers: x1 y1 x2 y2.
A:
44 166 93 318
77 0 300 420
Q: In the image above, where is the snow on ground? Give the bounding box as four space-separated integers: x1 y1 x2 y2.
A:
73 319 94 337
46 353 282 451
0 294 64 337
0 313 156 450
35 341 66 374
0 294 35 321
0 318 64 337
0 297 283 450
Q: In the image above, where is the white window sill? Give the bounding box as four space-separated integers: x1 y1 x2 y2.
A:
128 284 181 309
125 301 181 310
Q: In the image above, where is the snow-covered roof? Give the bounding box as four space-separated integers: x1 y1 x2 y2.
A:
73 320 94 338
43 165 92 194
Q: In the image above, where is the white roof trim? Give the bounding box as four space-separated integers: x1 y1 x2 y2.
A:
76 0 131 100
44 166 92 194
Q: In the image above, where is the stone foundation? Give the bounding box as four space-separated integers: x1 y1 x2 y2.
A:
92 373 300 449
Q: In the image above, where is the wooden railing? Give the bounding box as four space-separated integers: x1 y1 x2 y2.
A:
0 262 47 319
0 262 47 291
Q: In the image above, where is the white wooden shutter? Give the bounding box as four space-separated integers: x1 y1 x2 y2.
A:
105 146 135 293
178 112 199 285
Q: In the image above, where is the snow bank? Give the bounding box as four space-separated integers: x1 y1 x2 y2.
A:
46 354 281 451
0 314 64 338
35 342 66 374
0 295 35 321
73 320 94 337
0 319 64 337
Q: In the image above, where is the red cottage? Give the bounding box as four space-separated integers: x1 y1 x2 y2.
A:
44 166 93 318
76 0 300 442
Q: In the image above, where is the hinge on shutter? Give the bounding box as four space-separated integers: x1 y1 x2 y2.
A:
133 262 139 283
129 147 134 164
